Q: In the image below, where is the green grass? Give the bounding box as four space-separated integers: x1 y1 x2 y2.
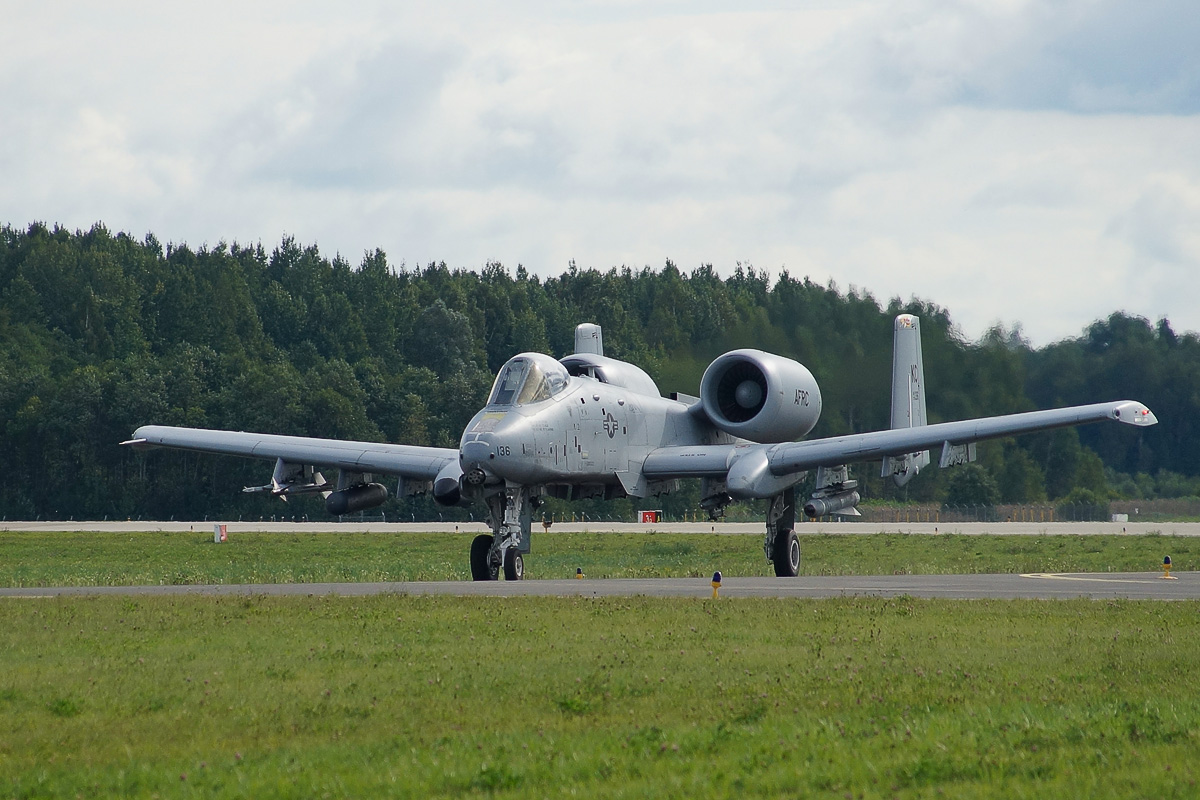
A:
1 595 1198 798
3 533 1199 797
0 530 1196 587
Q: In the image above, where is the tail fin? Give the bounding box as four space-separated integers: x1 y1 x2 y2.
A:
882 314 930 487
574 323 603 356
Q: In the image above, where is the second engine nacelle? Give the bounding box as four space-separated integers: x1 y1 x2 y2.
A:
699 349 822 443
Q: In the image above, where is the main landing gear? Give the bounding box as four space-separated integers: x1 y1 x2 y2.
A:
705 483 802 578
469 483 802 580
765 488 801 577
471 484 533 581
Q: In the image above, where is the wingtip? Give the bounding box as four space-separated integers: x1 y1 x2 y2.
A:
1113 402 1157 426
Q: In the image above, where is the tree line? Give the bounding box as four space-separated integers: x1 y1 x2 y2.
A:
1 221 1194 521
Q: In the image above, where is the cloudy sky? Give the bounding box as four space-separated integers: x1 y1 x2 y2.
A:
3 0 1197 345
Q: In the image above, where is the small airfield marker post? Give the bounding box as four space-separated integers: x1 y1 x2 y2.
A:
1161 555 1177 580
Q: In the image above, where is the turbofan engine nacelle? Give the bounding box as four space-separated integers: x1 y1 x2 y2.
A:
699 350 822 443
325 483 388 516
433 461 464 506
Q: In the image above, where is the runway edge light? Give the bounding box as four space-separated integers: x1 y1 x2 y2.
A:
1161 555 1177 580
712 571 722 598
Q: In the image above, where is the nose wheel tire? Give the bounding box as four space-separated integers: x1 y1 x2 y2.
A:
772 529 800 577
470 534 498 581
503 549 524 581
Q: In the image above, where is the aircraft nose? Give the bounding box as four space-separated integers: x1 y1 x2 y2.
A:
461 416 530 480
461 439 492 466
462 415 538 483
460 437 495 485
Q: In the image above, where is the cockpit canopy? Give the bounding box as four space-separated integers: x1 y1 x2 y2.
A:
487 353 570 406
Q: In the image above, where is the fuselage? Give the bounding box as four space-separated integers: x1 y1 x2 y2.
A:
458 352 732 490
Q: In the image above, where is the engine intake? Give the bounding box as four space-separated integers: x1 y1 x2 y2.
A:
700 349 822 443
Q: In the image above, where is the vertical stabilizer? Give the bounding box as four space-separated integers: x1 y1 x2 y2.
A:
882 314 930 486
574 323 603 356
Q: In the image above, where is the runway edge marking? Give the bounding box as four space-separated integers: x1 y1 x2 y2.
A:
1021 572 1168 585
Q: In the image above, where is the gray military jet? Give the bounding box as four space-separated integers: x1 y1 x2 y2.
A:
124 315 1157 580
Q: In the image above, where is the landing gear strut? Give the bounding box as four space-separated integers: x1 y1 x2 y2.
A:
474 484 533 581
765 488 800 577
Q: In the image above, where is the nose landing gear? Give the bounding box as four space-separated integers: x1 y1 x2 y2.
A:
470 533 499 581
471 484 534 580
503 549 524 581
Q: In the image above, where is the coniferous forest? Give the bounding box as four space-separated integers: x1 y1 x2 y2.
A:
2 222 1197 522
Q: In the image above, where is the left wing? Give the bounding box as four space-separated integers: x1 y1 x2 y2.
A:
642 400 1157 498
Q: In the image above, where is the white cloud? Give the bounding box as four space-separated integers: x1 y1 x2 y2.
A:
1 0 1198 345
1107 173 1200 319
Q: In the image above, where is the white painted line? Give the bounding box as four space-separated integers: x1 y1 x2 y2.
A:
1021 573 1165 585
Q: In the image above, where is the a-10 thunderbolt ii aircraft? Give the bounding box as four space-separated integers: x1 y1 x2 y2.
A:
124 315 1158 580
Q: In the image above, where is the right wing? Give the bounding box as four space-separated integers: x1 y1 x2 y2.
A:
123 425 458 491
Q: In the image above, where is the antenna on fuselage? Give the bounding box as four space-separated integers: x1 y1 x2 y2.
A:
574 323 603 356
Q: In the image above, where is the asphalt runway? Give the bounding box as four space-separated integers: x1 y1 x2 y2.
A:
3 521 1197 600
5 520 1200 536
2 573 1196 601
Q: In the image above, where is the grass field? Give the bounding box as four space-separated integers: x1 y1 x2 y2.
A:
2 531 1199 798
1 529 1197 586
2 594 1198 798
